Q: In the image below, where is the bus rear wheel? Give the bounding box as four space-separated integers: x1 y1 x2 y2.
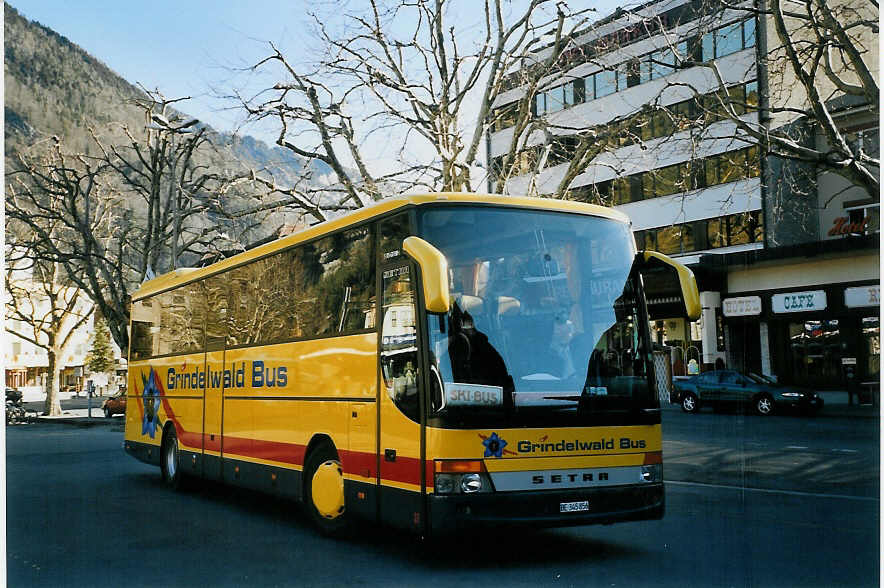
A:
304 442 348 536
161 426 183 490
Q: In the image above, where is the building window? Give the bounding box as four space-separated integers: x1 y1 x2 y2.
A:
789 320 841 383
594 69 617 98
701 19 756 62
716 21 743 57
638 210 762 257
534 93 545 116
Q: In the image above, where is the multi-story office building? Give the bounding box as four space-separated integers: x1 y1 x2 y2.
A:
487 0 878 390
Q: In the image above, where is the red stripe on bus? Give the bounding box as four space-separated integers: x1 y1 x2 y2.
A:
378 455 423 486
224 436 306 466
338 449 375 478
146 377 423 486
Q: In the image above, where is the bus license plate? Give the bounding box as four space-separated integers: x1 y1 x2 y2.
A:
560 500 589 513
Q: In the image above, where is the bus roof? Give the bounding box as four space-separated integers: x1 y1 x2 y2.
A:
132 193 630 300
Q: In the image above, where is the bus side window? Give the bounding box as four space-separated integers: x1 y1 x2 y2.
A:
379 213 411 265
204 275 228 351
313 225 376 334
130 297 159 359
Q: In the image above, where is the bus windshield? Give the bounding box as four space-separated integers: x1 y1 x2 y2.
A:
419 206 656 428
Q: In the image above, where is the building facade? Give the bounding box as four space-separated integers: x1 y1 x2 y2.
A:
4 274 124 396
486 0 878 389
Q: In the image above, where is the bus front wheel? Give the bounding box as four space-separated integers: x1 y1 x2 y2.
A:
304 442 348 536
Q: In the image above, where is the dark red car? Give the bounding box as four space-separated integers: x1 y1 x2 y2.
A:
102 391 127 418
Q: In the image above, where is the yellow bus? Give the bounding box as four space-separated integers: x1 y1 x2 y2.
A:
124 193 699 535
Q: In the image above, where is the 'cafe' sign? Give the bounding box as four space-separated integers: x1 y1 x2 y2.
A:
772 290 827 314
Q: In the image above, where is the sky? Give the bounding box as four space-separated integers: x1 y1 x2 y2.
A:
8 0 623 160
10 0 319 139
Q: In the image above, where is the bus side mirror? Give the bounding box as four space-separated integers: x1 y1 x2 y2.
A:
402 236 450 314
636 251 701 321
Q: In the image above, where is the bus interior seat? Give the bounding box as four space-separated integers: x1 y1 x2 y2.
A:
497 296 521 317
459 294 484 315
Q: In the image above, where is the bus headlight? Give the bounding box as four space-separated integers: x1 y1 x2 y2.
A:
640 464 662 483
461 473 483 493
435 475 456 494
434 460 494 495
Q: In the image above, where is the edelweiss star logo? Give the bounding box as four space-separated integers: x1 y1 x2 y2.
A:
482 432 507 458
140 368 162 438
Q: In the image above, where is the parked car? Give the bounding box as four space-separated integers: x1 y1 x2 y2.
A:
6 387 23 403
101 391 127 418
672 370 823 416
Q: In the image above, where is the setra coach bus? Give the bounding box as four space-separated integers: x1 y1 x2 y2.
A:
124 193 699 536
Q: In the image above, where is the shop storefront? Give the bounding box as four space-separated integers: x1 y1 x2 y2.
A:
724 282 879 389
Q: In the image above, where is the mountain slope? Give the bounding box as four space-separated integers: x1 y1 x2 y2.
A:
4 3 330 181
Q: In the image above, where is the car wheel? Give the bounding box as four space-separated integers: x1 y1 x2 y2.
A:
755 394 774 416
681 393 699 413
161 426 183 490
304 442 348 536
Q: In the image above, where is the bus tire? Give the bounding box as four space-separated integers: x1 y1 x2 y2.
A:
161 425 183 490
304 442 348 536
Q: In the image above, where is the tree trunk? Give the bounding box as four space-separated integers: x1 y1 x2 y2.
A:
44 350 62 416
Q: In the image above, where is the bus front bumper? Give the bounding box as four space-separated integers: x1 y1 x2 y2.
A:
427 483 663 535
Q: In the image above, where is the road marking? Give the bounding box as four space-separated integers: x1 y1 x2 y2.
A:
832 449 859 453
785 445 808 449
666 480 878 502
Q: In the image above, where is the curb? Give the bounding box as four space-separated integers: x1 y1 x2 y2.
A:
663 402 879 419
33 416 121 427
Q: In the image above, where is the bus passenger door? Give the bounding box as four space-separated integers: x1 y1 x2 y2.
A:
378 262 426 532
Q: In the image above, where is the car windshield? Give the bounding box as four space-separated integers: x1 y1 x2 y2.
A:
418 206 655 428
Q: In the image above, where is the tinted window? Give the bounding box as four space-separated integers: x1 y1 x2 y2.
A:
379 213 411 264
130 298 158 360
204 276 228 351
720 372 739 384
132 225 377 358
313 226 376 334
226 252 298 346
157 284 205 355
286 226 376 338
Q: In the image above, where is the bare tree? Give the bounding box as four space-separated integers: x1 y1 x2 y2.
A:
5 95 275 354
5 256 93 416
237 0 597 203
5 138 132 351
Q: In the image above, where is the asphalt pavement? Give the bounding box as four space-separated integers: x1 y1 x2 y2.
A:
16 388 879 427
